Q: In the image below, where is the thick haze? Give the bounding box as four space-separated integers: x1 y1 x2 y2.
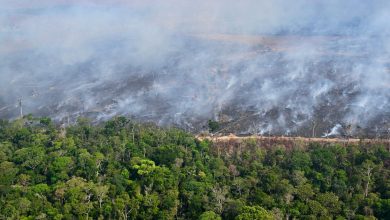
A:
1 0 390 136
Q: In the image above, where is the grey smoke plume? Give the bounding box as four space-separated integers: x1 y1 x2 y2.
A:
1 0 390 136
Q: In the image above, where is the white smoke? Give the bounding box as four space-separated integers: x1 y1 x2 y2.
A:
323 124 343 137
0 0 389 136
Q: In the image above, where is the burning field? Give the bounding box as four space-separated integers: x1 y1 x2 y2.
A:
1 1 390 138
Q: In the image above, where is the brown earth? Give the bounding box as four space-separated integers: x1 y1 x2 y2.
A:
197 133 390 144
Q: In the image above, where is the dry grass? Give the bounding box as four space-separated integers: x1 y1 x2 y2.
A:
197 133 390 144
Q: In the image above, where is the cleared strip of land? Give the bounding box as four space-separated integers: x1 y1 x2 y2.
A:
197 134 390 144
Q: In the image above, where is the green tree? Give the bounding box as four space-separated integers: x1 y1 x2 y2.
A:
208 120 220 133
199 210 222 220
0 161 18 194
236 206 273 220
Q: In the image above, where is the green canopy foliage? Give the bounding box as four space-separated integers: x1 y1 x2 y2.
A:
0 116 389 219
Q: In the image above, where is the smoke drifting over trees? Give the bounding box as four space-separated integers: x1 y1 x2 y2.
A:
1 0 390 136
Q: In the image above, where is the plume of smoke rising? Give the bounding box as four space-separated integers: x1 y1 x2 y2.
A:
1 0 389 136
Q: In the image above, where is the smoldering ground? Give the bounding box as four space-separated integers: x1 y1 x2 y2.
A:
1 0 390 137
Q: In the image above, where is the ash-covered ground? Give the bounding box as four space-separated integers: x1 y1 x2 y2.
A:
1 1 390 138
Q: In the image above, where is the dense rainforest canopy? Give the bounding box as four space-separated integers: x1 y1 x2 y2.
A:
0 116 389 219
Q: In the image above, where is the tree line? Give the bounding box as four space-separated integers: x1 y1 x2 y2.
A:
0 116 389 219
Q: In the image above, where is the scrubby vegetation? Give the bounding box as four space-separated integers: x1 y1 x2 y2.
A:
0 116 389 219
